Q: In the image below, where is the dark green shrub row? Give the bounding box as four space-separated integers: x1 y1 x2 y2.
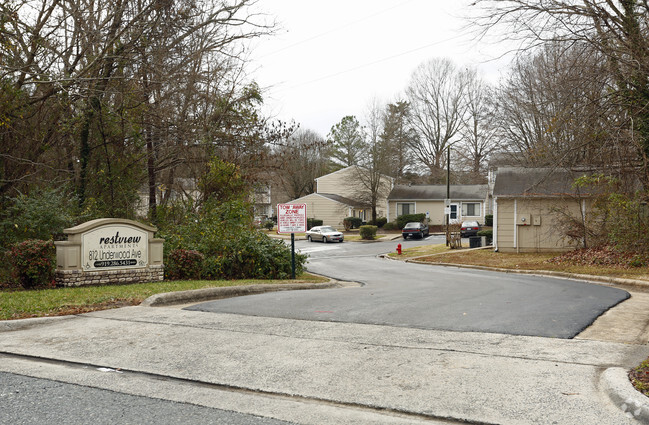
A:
165 249 204 280
485 214 493 227
383 222 398 230
343 217 363 230
307 218 323 230
396 213 426 229
359 225 377 240
8 239 56 289
368 217 387 228
160 199 307 280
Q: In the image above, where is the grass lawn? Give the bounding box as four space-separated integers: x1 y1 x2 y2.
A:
0 273 328 321
387 243 452 258
392 244 649 282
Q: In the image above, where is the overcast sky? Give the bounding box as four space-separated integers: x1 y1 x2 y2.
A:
248 0 514 138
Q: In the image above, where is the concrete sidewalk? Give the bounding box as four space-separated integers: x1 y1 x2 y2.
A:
1 306 648 424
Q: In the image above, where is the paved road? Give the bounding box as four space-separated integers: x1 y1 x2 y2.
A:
187 238 630 338
0 372 295 425
0 236 645 424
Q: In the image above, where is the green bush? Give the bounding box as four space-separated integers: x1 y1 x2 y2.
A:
359 225 378 240
0 187 77 248
368 217 387 228
485 214 493 227
200 232 307 280
8 239 56 289
307 218 323 230
165 249 204 280
383 222 398 230
396 213 426 229
159 198 307 280
263 220 274 230
477 229 493 245
343 217 362 230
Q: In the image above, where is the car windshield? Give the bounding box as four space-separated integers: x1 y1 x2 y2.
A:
320 226 336 232
404 223 420 228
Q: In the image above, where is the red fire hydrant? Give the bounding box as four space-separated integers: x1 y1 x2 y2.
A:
397 243 402 255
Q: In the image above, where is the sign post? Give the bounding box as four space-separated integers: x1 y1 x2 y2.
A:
277 203 307 279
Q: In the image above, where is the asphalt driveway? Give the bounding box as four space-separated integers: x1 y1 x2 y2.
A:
187 239 630 338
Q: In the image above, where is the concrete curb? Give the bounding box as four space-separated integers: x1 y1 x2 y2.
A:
601 368 649 423
140 280 355 307
0 315 77 333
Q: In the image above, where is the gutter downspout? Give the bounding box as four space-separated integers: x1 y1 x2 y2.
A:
493 196 498 251
514 199 519 254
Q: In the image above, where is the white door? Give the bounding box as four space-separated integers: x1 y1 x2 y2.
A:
450 204 459 221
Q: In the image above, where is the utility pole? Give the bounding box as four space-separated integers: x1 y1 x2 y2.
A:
445 147 451 246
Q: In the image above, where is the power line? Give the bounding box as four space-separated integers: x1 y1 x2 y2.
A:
258 0 416 59
279 33 467 92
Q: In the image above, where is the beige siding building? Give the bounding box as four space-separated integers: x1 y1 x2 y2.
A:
284 166 394 228
493 167 594 252
387 185 488 225
284 193 366 227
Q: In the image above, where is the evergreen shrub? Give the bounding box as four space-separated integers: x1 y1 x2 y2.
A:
343 217 362 230
396 213 426 229
307 218 323 230
8 239 56 289
369 217 388 228
165 249 204 280
359 225 377 240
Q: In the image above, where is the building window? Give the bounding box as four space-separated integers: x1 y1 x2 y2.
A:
397 202 415 216
462 202 481 217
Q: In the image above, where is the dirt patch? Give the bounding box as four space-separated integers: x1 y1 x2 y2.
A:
9 299 141 320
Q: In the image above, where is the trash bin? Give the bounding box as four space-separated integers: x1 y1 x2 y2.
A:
469 236 481 248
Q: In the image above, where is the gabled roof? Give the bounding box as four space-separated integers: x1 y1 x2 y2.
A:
493 167 591 197
388 184 487 201
318 193 368 208
287 192 367 208
315 165 394 183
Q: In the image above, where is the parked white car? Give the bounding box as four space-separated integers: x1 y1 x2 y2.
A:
306 226 344 243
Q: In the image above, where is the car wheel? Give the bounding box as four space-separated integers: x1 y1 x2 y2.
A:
403 235 407 239
323 236 328 243
307 235 312 242
419 232 424 239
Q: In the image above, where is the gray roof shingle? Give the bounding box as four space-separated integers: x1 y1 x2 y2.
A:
492 167 591 197
388 184 487 201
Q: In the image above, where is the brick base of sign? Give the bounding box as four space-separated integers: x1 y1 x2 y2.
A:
55 265 164 287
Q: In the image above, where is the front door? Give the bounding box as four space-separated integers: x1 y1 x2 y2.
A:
450 204 459 221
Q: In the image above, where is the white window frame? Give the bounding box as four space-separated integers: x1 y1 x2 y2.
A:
461 202 481 218
396 202 415 216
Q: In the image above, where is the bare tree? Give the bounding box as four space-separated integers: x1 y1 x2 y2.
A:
275 128 329 200
457 68 498 182
380 100 416 183
405 58 469 182
0 0 277 217
472 0 649 183
355 98 393 222
494 42 627 171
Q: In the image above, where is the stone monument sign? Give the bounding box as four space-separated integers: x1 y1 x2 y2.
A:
55 218 164 286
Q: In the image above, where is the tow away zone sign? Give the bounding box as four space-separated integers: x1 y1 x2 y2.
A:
277 203 307 234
